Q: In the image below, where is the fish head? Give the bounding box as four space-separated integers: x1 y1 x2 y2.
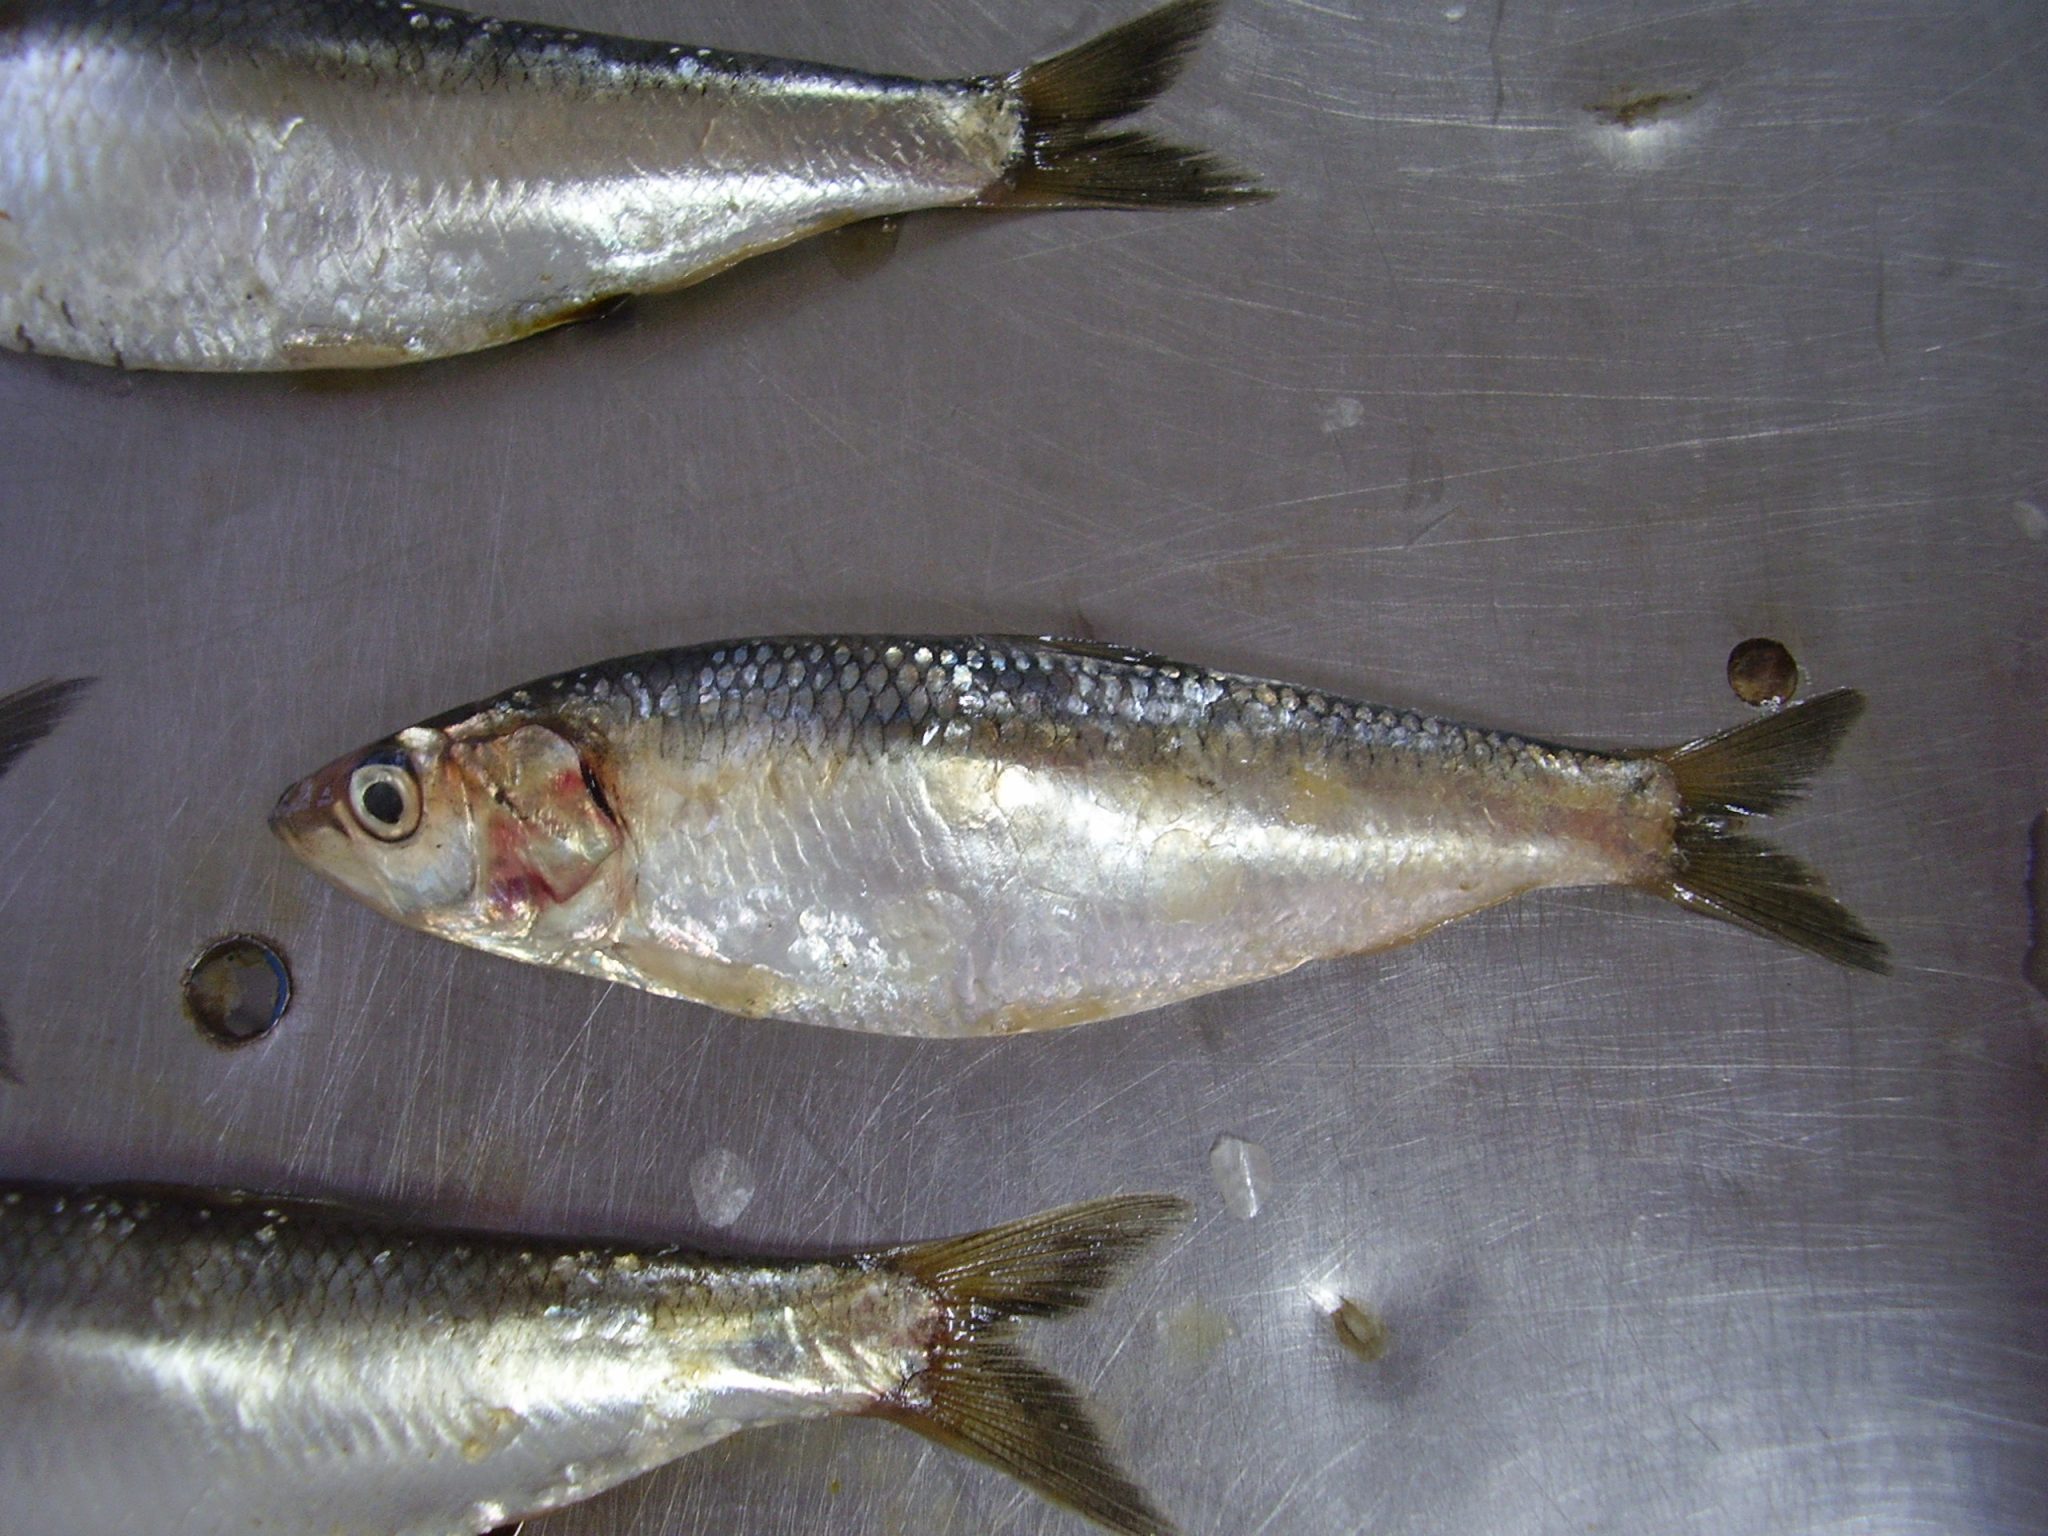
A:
270 717 623 948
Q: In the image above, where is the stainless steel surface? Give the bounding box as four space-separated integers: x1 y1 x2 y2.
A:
2 0 2042 1532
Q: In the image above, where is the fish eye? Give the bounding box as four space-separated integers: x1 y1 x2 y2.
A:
347 760 421 842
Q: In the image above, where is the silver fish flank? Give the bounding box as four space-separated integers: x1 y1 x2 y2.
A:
271 636 1889 1038
0 1182 1187 1536
0 0 1262 370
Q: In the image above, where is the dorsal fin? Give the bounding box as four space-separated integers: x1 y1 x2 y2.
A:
1023 636 1175 669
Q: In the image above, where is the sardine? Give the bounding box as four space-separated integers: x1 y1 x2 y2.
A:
0 678 93 1085
0 1182 1186 1536
270 636 1888 1038
0 0 1262 370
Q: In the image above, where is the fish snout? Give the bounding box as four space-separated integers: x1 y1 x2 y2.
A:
268 763 346 851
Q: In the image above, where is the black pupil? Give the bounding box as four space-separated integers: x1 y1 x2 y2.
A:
361 776 406 826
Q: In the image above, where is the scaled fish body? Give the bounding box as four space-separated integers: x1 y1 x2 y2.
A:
0 1183 1185 1536
0 0 1260 370
272 637 1888 1038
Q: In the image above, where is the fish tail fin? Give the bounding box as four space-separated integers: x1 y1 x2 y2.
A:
1649 689 1890 973
0 678 94 784
873 1194 1189 1536
0 677 91 1086
999 0 1266 209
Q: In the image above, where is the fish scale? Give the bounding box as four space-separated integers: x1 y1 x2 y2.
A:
543 637 1579 780
650 643 1607 838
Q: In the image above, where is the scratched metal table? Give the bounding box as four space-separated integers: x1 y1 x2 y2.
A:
3 0 2044 1532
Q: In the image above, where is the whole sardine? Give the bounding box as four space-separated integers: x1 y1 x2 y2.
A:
0 0 1261 370
0 1182 1186 1536
271 637 1888 1037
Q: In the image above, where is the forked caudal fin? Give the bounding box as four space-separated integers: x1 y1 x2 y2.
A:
874 1194 1190 1536
1651 689 1890 974
1000 0 1266 208
0 678 94 784
0 678 93 1084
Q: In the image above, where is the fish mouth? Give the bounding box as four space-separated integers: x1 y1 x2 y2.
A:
268 762 347 855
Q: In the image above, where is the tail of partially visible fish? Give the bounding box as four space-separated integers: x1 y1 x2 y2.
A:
0 679 93 784
1 1182 1188 1536
3 0 1266 370
998 0 1266 209
1647 689 1890 973
0 678 93 1083
874 1194 1191 1536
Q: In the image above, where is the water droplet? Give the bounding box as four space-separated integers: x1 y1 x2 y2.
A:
1442 2 1468 19
690 1148 754 1228
2015 499 2048 542
182 936 291 1047
1208 1134 1273 1220
1319 396 1366 433
1158 1299 1236 1367
1726 638 1799 709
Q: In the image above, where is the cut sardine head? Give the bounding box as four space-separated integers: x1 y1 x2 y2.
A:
272 718 626 955
270 725 481 929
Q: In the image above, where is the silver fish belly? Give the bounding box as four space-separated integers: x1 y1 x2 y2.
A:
0 1183 1185 1536
0 0 1260 370
270 637 1887 1039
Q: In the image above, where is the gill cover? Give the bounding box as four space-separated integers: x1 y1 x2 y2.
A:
452 725 620 910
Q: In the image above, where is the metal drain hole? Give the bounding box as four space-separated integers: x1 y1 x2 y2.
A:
183 936 291 1047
